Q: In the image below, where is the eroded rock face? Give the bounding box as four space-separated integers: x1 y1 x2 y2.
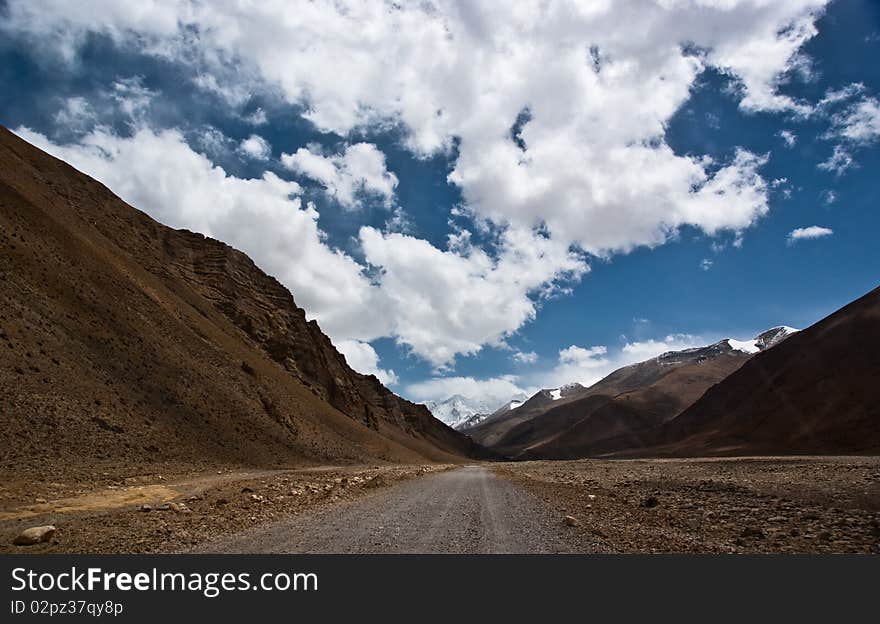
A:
0 125 480 479
162 228 472 449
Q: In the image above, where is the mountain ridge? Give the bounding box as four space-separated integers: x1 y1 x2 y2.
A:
0 125 480 482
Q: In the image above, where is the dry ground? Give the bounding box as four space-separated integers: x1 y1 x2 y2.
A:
496 456 880 553
0 464 454 553
3 456 878 554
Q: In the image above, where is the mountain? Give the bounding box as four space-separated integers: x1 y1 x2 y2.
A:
0 126 481 483
426 394 503 429
466 330 796 458
456 392 530 430
635 286 880 456
460 383 586 447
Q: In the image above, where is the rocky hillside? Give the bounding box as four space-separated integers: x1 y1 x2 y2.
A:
640 285 880 456
0 126 479 483
467 330 795 459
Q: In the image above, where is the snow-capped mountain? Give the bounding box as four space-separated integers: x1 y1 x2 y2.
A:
465 325 800 458
456 393 529 430
425 394 501 429
724 326 799 354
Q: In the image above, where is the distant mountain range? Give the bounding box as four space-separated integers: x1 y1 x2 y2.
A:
457 327 802 458
455 289 880 459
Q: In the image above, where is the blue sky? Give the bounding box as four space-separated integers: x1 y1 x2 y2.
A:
1 1 878 407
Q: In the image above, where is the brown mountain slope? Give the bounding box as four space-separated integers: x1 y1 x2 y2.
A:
636 285 880 456
476 343 752 459
0 126 479 483
463 384 584 447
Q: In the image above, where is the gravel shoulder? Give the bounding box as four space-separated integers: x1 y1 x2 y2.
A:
0 464 455 553
197 465 600 554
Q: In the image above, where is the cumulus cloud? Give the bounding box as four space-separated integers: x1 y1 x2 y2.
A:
359 226 587 367
778 129 797 147
1 0 837 370
787 225 833 244
817 145 856 176
1 1 827 251
53 96 95 131
512 351 538 364
827 97 880 144
238 134 271 160
334 340 397 385
407 333 706 404
13 126 392 345
281 143 398 210
405 375 526 407
700 258 714 271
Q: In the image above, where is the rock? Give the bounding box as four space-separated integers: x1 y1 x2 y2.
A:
155 503 171 511
587 494 597 500
768 515 788 522
740 526 765 539
14 525 56 546
35 497 47 504
563 515 579 527
641 496 659 508
214 498 229 506
241 487 254 493
140 504 152 512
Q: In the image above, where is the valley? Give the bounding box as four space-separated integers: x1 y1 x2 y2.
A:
1 125 878 555
2 458 877 554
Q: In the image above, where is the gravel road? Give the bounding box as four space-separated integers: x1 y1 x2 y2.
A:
198 465 595 553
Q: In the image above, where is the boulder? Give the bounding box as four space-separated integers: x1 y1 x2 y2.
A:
13 525 56 546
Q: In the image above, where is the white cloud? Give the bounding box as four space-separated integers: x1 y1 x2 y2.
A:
408 333 707 403
359 226 587 367
281 143 398 210
13 126 392 346
1 1 827 254
620 334 703 362
405 375 526 407
238 134 271 160
53 96 95 130
817 145 856 176
1 0 837 370
821 189 836 205
828 96 880 144
334 339 397 385
512 351 538 364
243 108 268 126
778 129 797 147
787 225 833 244
541 334 703 388
700 258 714 271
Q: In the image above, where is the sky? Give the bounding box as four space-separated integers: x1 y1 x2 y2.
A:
1 0 878 409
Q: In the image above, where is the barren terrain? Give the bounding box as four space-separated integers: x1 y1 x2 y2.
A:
498 456 880 553
3 457 877 554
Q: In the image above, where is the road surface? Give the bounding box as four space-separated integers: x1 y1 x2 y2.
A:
198 466 595 553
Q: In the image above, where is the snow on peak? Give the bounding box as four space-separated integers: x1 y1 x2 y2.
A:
549 388 562 400
727 326 799 354
726 338 760 354
425 394 497 428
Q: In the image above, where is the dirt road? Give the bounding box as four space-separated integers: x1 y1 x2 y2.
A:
197 466 596 553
